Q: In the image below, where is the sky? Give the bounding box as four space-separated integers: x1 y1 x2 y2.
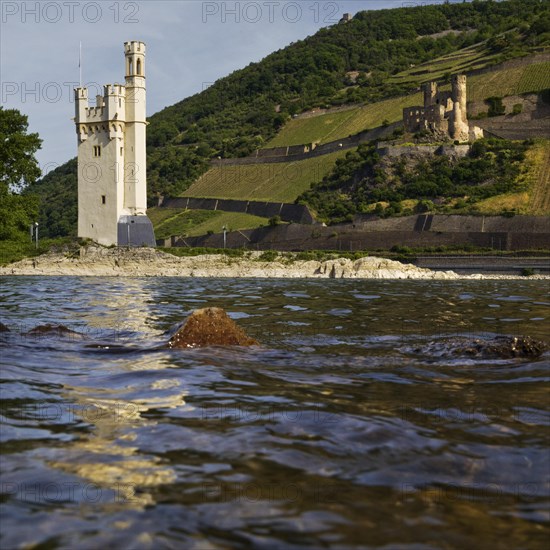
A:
1 0 450 173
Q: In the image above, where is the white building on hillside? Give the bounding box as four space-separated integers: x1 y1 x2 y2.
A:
74 41 155 246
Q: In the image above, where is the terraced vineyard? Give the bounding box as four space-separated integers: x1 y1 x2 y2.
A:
389 43 497 85
267 109 358 148
468 61 550 102
148 207 269 238
267 93 422 148
182 150 348 202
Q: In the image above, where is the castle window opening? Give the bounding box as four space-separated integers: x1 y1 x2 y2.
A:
101 195 106 205
137 59 141 75
93 145 101 157
120 147 123 155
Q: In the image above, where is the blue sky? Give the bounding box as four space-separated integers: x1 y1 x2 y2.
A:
1 0 449 172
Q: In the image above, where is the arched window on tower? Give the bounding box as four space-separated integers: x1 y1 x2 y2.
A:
137 59 141 75
128 58 133 75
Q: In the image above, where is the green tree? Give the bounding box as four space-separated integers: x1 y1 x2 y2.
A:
0 107 42 239
0 106 41 192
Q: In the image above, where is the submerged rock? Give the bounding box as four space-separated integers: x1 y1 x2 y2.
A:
0 322 10 332
27 324 83 338
168 307 258 349
473 336 548 359
414 336 548 359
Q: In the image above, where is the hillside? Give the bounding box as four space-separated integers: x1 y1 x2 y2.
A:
23 0 550 238
299 137 550 224
268 54 549 148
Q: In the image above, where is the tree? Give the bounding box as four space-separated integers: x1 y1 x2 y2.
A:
0 107 42 239
0 107 41 192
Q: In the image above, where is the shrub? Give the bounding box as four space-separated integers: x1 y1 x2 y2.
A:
258 250 279 262
486 96 506 117
415 200 434 213
390 245 413 254
268 215 282 227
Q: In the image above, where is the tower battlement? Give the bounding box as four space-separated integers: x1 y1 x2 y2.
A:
104 84 126 97
124 40 145 54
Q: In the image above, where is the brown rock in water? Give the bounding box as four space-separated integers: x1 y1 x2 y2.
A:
168 307 258 349
0 322 10 332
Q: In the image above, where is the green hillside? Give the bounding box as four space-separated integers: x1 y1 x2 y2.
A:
298 138 550 224
267 57 549 149
21 0 550 238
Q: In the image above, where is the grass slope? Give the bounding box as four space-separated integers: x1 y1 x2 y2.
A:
268 94 422 148
149 207 269 239
527 140 550 215
182 150 348 202
475 140 549 216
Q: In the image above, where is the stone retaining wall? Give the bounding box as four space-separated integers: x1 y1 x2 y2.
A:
211 123 401 166
166 215 550 252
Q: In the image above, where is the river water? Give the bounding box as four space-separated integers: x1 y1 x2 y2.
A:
1 276 549 549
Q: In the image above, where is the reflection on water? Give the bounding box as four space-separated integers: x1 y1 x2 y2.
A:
0 277 549 549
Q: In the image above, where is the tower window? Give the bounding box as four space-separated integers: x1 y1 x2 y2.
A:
137 59 141 75
101 195 106 205
120 147 123 156
93 145 101 157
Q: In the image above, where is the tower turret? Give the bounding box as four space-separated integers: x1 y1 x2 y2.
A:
451 75 467 123
422 81 438 107
124 41 146 123
123 41 147 215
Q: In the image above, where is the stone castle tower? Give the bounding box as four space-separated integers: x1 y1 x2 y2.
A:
74 41 155 246
403 74 483 142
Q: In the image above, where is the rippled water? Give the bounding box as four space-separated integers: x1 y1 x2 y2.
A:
1 276 549 549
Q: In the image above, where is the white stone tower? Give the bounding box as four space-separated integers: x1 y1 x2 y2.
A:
75 41 155 246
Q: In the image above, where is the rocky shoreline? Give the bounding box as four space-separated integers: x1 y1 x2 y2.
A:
1 247 548 280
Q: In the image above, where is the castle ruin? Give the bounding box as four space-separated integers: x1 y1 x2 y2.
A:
403 75 484 142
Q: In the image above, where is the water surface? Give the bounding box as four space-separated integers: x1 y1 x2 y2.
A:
1 277 549 549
